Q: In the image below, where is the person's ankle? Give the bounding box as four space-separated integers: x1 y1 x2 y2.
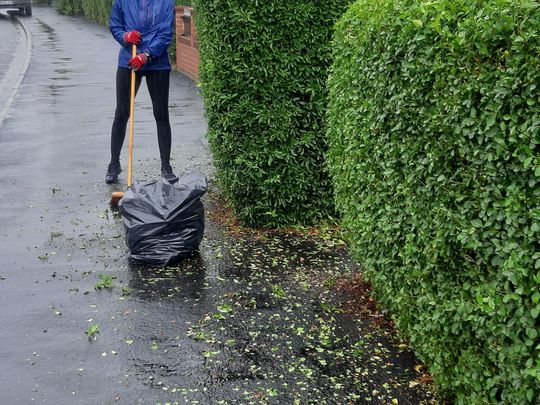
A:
161 163 178 183
109 162 120 169
105 164 122 184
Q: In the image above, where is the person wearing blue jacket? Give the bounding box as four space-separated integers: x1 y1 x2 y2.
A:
106 0 177 183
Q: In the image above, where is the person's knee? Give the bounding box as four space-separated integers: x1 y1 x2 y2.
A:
153 111 169 124
114 108 130 122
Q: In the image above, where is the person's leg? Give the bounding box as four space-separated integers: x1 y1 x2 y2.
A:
145 69 176 181
107 68 142 182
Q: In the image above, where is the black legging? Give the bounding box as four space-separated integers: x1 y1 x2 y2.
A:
110 68 172 167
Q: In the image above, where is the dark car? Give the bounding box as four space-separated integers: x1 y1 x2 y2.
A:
0 0 32 16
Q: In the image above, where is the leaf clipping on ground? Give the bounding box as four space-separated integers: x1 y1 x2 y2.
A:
86 323 100 340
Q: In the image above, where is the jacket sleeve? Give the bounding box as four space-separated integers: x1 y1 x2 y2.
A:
109 0 126 46
145 2 174 58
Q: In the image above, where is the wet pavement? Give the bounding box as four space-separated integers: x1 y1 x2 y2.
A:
0 5 437 405
0 11 29 121
0 14 18 107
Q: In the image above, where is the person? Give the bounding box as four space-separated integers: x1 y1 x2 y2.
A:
106 0 178 184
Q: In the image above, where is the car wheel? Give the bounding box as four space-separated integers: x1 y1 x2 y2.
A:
25 6 32 16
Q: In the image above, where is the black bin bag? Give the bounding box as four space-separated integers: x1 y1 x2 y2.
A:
118 172 207 266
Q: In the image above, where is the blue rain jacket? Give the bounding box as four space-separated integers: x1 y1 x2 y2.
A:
110 0 174 71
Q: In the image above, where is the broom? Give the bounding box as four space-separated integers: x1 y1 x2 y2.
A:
110 44 137 207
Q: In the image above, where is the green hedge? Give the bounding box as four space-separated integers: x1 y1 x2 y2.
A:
54 1 186 29
81 0 112 25
55 0 83 16
193 0 352 226
327 0 540 402
55 0 111 25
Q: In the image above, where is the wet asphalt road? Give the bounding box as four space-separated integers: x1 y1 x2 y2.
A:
0 5 437 405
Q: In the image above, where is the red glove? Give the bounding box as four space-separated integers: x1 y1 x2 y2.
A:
128 53 148 71
123 30 141 45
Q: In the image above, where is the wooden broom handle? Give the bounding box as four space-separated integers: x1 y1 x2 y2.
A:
127 44 136 188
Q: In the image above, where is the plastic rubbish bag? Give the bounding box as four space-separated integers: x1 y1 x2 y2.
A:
119 172 207 266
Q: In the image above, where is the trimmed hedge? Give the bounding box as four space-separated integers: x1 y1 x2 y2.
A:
193 0 352 226
55 0 83 16
327 0 540 403
55 0 111 25
81 0 112 25
54 1 186 29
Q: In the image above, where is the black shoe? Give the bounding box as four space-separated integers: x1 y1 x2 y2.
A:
161 164 178 183
105 163 121 184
